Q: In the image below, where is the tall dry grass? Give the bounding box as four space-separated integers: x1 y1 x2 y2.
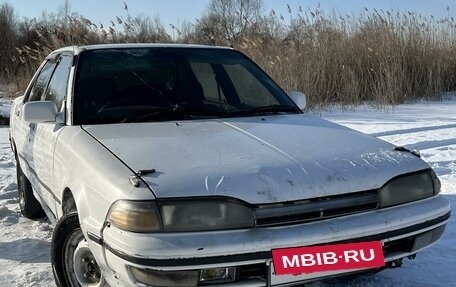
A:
2 1 456 108
233 7 456 107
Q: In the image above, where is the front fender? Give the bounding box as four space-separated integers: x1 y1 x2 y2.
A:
53 126 155 237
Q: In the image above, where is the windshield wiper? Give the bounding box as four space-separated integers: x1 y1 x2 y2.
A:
121 105 187 123
122 105 227 123
230 104 302 117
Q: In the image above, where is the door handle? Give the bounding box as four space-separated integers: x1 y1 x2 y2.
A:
16 108 21 117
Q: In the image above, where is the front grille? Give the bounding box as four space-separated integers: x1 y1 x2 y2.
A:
255 190 379 227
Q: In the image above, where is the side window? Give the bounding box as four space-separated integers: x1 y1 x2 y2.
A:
27 60 56 102
45 55 72 110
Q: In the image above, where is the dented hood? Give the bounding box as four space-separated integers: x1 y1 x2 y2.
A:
83 115 429 204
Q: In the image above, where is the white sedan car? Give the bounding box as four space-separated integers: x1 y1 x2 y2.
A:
9 44 450 287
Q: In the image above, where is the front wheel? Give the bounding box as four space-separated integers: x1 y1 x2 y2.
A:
52 212 106 287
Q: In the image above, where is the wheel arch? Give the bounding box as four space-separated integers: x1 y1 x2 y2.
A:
62 188 77 215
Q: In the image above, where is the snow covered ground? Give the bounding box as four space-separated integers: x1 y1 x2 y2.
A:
0 99 12 120
0 124 54 287
0 102 11 119
0 99 454 286
0 83 15 119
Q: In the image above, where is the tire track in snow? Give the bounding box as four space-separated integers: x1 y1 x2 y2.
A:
371 123 456 137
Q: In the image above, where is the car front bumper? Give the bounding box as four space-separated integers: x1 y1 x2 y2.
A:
92 195 450 286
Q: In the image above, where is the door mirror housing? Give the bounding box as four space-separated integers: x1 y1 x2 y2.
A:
288 91 306 110
22 101 61 124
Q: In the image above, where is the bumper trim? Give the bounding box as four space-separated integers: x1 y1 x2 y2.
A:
102 210 450 267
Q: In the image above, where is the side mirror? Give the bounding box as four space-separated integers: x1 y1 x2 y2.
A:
23 101 60 124
288 91 306 110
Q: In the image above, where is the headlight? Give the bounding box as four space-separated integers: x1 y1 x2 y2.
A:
160 199 254 232
380 170 440 208
107 199 254 233
107 201 162 232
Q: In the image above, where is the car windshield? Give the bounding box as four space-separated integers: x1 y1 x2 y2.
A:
73 47 300 124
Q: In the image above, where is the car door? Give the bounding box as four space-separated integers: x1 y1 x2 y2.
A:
31 53 73 218
13 59 57 213
13 53 73 218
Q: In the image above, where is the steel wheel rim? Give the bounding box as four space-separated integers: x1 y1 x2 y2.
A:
64 228 103 287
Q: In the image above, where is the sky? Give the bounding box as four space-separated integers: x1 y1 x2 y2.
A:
1 0 456 29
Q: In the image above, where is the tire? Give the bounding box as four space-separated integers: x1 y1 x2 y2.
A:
16 156 45 218
52 212 107 287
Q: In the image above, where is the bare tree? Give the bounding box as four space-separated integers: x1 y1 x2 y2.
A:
195 0 264 45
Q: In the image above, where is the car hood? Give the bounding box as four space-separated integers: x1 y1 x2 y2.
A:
83 115 429 204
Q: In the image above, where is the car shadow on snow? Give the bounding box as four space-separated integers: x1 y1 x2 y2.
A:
370 123 456 137
0 238 51 263
406 138 456 151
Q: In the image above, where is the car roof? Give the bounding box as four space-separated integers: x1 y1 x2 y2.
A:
46 43 232 59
